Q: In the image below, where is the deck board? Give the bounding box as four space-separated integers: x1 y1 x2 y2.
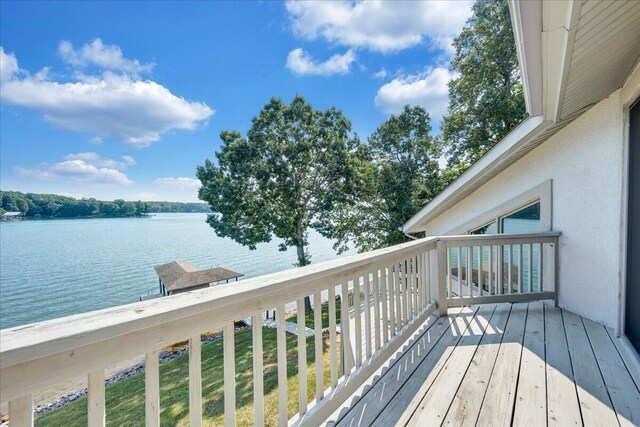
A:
512 301 547 425
544 304 582 426
330 302 640 427
563 310 619 426
475 303 527 427
441 303 511 427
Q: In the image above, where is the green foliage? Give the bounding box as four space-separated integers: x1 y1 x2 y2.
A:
323 106 441 253
145 201 210 213
197 96 361 267
0 190 208 219
441 0 526 170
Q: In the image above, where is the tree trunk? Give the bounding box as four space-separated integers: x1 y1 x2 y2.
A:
296 221 313 315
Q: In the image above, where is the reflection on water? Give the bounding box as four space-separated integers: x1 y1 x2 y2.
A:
0 213 352 328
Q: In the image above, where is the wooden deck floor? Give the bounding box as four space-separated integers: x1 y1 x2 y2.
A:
329 302 640 427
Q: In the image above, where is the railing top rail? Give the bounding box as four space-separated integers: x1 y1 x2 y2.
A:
440 231 561 246
0 235 438 369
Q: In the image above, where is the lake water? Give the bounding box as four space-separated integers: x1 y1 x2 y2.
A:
0 213 353 329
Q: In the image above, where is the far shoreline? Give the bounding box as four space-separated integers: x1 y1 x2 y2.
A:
0 212 212 222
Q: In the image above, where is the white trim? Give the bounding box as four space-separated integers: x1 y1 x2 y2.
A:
509 0 543 116
403 116 550 234
617 61 640 336
541 0 581 122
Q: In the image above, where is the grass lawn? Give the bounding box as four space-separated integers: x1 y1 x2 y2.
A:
287 299 342 330
35 327 340 427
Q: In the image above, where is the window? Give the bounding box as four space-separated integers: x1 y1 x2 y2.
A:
470 221 497 235
501 203 540 234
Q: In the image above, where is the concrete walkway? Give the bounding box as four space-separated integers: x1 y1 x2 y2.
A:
261 319 315 337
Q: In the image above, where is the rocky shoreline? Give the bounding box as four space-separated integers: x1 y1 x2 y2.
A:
0 324 249 425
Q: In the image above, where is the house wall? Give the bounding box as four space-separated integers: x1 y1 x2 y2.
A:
423 90 628 328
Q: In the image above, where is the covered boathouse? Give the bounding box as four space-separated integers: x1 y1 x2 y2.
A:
154 260 243 296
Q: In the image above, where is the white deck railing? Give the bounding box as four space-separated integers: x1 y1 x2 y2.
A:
0 232 560 427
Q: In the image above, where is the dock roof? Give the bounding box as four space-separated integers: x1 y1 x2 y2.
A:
154 261 242 293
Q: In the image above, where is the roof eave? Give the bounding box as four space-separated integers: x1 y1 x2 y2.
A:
509 0 543 117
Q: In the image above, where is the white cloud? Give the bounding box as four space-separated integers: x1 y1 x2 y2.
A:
154 177 201 189
0 47 19 83
375 67 455 120
373 68 388 79
89 136 103 145
58 39 154 76
0 46 214 146
285 1 473 54
62 152 136 170
121 155 136 166
15 155 133 186
286 48 355 76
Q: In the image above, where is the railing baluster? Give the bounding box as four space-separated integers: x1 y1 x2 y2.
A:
518 244 523 293
538 242 543 292
313 291 323 402
488 245 494 295
224 322 236 427
507 245 513 294
145 350 160 427
373 268 381 351
403 260 410 325
406 259 413 319
8 394 33 427
276 305 287 426
388 264 396 336
252 314 264 427
425 251 431 305
457 247 462 297
341 283 354 376
411 255 420 318
414 254 422 315
363 274 372 359
353 277 362 367
395 262 403 328
297 299 308 416
529 243 534 293
88 370 105 427
328 286 338 389
478 246 483 296
381 266 389 343
447 248 452 298
188 335 202 427
436 240 448 317
467 246 472 297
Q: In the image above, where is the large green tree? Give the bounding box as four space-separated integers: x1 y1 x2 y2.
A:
196 96 361 312
441 0 526 173
323 106 441 253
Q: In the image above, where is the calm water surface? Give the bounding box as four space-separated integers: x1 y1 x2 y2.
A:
0 213 352 329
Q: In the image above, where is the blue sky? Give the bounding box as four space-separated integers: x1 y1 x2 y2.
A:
0 1 473 202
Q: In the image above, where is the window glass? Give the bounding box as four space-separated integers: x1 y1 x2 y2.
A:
470 221 497 235
500 203 540 234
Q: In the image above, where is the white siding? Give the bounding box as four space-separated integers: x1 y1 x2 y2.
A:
423 91 625 327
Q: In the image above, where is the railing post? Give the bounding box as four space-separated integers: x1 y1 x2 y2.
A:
436 240 448 317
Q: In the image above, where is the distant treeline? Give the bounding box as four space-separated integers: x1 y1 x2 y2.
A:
0 190 210 218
